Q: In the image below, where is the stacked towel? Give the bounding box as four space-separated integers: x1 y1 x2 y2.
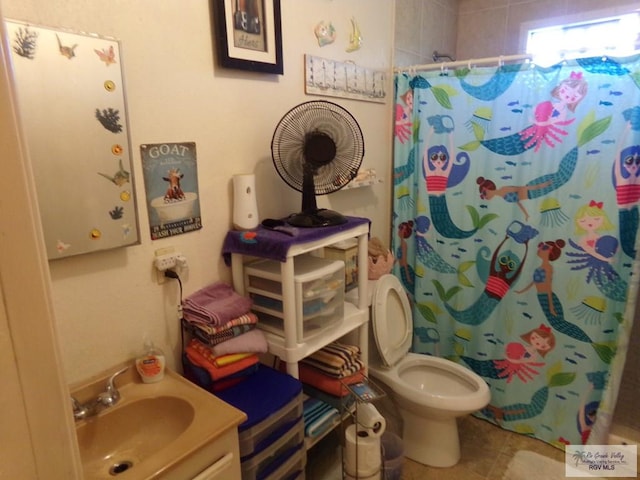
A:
181 281 268 392
182 352 258 392
301 342 364 378
282 342 366 398
185 338 260 380
182 314 258 346
183 281 253 326
303 397 340 439
295 362 365 397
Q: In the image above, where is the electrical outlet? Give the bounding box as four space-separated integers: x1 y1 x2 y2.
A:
153 247 186 284
154 253 179 271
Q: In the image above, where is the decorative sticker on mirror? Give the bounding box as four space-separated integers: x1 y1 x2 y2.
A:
94 45 116 66
97 159 130 186
111 144 124 156
95 107 123 133
56 240 71 253
109 206 124 220
11 26 39 59
55 33 77 59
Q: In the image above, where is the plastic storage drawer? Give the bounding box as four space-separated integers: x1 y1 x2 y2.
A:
239 418 304 480
245 255 345 342
214 364 303 459
263 446 306 480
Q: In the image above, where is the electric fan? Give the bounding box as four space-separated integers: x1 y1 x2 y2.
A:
271 100 364 227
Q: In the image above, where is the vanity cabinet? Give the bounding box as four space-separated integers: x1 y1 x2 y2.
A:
224 216 370 378
184 431 242 480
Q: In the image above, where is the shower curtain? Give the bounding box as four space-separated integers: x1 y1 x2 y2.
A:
391 55 640 448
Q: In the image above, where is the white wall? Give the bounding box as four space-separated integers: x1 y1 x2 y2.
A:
2 0 395 384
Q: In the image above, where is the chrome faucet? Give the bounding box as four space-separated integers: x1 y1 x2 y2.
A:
71 396 91 421
97 366 129 407
71 366 129 421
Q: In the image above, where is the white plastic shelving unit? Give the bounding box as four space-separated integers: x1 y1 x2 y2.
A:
229 220 370 379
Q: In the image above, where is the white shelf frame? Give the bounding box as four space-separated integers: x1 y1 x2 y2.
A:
230 221 370 378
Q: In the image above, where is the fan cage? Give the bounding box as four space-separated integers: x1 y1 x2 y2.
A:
271 100 364 195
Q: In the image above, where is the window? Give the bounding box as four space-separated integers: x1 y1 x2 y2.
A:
525 10 640 66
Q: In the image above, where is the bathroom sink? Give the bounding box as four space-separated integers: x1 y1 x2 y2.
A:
76 396 195 478
70 363 246 479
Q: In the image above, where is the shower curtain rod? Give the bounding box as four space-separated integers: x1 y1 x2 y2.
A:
393 53 533 73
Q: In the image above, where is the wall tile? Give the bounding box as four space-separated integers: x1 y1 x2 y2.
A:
505 0 568 54
565 0 638 16
457 8 508 59
421 0 445 60
459 0 509 14
394 49 423 68
395 0 424 54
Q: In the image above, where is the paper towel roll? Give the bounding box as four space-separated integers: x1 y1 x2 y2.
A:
344 424 382 477
355 403 386 438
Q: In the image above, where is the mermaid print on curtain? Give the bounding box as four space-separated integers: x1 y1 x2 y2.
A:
391 55 640 448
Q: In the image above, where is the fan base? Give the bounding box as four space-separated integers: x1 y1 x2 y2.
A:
286 209 348 228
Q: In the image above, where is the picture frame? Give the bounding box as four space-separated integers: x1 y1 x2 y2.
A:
213 0 283 74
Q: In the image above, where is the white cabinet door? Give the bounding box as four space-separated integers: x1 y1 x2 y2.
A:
191 452 236 480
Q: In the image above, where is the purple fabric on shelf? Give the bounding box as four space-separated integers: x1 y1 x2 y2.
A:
209 328 268 356
183 281 253 326
222 215 370 264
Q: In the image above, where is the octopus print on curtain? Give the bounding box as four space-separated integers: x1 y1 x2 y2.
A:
391 55 640 448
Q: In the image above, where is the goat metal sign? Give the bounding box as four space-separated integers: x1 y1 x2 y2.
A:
141 142 202 240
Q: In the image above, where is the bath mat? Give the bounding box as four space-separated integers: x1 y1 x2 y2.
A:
503 450 606 480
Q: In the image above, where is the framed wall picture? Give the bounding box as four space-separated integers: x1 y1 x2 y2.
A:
213 0 283 74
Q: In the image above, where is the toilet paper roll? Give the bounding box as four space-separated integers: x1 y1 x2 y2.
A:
344 424 382 478
355 403 386 438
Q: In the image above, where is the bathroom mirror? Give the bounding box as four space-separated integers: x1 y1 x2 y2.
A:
6 20 140 259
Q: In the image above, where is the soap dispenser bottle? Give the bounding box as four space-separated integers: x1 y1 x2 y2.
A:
135 340 166 383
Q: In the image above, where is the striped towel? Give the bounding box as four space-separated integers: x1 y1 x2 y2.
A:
183 312 258 334
303 397 340 438
301 342 363 378
182 315 258 347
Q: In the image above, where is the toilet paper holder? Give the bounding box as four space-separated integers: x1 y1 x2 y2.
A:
355 402 386 437
340 376 388 477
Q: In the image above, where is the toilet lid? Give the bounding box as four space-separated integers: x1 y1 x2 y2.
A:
372 274 412 367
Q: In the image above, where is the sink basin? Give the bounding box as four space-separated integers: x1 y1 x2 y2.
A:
70 363 246 479
77 396 195 478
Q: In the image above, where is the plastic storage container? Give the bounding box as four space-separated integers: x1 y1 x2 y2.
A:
239 419 304 480
245 255 345 342
214 365 303 457
381 432 404 480
264 446 306 480
323 238 359 291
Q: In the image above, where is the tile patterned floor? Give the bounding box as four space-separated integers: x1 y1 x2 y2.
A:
306 414 568 480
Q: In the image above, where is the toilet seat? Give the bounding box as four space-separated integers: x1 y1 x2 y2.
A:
372 274 412 367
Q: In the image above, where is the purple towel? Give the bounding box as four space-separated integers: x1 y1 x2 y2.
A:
221 216 370 264
183 282 252 326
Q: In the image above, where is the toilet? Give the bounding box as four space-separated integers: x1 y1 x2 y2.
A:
367 274 491 468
